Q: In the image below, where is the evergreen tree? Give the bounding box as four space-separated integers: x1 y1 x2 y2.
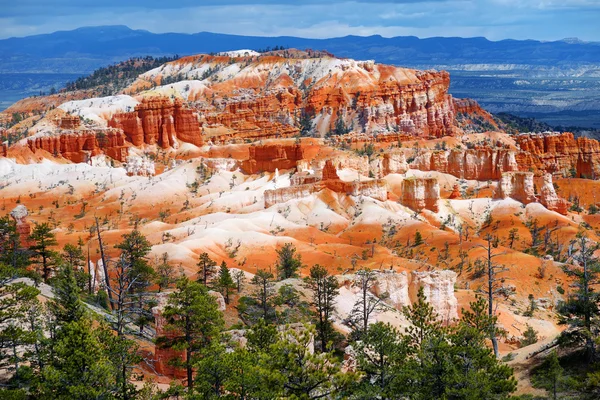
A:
154 252 175 292
232 269 246 293
0 269 41 387
216 261 235 304
558 232 600 361
354 322 408 398
196 252 217 286
48 261 86 325
37 318 116 400
532 350 565 400
29 223 58 282
240 269 276 324
276 243 303 280
0 215 30 270
304 264 339 352
157 278 224 390
246 318 278 353
414 230 424 246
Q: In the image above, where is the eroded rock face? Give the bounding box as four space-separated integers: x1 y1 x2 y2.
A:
371 271 410 310
401 177 440 212
539 173 569 215
264 179 387 208
27 129 128 162
494 171 537 204
10 205 32 248
410 270 458 323
516 132 600 178
381 152 409 175
322 160 340 180
453 98 499 131
54 115 81 130
241 143 304 174
124 154 155 176
109 97 203 148
208 290 227 312
412 148 518 180
448 184 461 199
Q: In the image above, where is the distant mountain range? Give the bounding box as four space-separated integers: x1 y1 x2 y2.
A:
2 25 600 74
1 25 600 129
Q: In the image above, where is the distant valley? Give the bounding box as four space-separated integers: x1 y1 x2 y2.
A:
1 25 600 128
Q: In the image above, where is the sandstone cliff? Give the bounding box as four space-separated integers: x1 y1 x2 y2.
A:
109 97 203 148
401 177 440 212
516 132 600 178
494 171 537 204
27 129 128 163
241 143 304 174
412 148 518 180
410 270 459 323
539 173 569 215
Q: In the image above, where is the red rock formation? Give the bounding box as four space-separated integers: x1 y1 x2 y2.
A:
382 153 409 175
401 177 440 212
109 97 203 148
412 148 518 180
241 143 304 174
494 172 537 204
27 129 128 163
453 98 499 131
10 205 33 248
322 160 340 180
54 115 81 130
264 179 387 208
448 184 461 199
516 132 600 178
539 173 568 215
1 142 6 157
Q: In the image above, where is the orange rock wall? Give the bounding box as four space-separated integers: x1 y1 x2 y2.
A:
516 133 600 178
27 129 128 162
401 177 440 212
241 143 304 174
109 97 203 148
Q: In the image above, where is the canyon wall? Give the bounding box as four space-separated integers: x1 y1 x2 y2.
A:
241 143 304 174
516 132 600 178
400 177 440 212
539 173 569 215
494 171 537 204
410 270 459 323
27 129 128 163
109 97 203 148
412 148 518 180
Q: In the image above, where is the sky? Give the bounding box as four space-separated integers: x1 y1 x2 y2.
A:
1 0 599 42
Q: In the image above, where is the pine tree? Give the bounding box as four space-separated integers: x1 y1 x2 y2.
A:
276 243 303 280
246 269 276 323
216 261 235 304
29 223 58 282
196 252 217 286
157 278 224 390
0 215 30 270
414 230 423 246
154 252 175 292
559 232 600 361
48 261 86 325
354 322 407 398
304 264 339 352
532 350 564 400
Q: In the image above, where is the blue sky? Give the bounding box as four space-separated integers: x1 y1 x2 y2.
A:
1 0 599 41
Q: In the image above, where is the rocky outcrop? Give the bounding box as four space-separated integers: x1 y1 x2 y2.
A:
109 97 203 148
27 129 128 163
264 179 387 208
410 270 458 323
321 160 340 181
516 132 600 178
10 205 32 248
412 148 518 180
539 173 568 215
401 177 440 212
371 271 410 310
381 152 409 175
241 143 304 174
494 171 537 204
1 142 7 157
124 155 155 176
54 115 81 130
453 98 499 131
448 184 461 199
